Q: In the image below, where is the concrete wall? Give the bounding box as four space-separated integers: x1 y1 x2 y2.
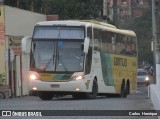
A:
4 6 46 97
4 5 59 97
5 5 46 36
151 1 160 118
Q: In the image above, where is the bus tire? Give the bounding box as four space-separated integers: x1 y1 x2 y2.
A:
85 79 98 99
120 80 127 98
38 92 53 100
126 80 130 94
0 92 5 99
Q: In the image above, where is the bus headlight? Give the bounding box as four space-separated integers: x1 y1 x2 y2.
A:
145 77 149 81
29 71 39 80
70 75 84 81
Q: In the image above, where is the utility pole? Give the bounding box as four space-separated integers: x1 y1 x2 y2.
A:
113 0 118 27
102 0 107 22
152 0 160 85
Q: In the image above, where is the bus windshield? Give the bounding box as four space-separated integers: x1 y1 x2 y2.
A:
33 26 85 40
32 41 84 72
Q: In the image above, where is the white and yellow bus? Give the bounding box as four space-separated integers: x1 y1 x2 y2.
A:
26 20 137 100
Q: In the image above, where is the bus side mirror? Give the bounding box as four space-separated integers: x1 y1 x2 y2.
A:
22 36 31 53
84 37 90 54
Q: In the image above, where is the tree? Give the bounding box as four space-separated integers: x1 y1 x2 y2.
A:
41 0 102 20
135 9 153 65
5 0 103 20
5 0 152 66
123 8 153 65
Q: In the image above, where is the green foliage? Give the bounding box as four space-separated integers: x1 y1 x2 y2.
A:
4 0 153 65
41 0 102 20
0 73 6 86
134 9 153 65
5 0 103 20
121 8 153 65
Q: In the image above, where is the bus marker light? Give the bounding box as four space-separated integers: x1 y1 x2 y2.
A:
85 80 90 89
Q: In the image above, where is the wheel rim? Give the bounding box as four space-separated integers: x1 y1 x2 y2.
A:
93 82 98 94
121 81 126 98
90 80 98 96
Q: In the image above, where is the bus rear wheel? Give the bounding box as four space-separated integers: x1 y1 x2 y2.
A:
85 79 98 99
38 92 53 100
120 80 127 98
0 92 5 99
126 80 130 95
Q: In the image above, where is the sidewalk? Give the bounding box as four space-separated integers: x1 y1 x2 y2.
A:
150 84 160 119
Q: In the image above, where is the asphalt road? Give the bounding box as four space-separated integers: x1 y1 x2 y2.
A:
0 85 158 119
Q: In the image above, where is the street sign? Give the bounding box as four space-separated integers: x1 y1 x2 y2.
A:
8 36 23 49
5 49 15 62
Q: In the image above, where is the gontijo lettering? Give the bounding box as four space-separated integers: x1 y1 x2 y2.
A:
114 57 127 67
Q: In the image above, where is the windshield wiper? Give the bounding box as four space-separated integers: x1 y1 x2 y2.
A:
57 49 68 72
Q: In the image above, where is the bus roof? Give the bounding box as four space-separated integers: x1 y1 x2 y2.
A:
36 20 91 27
36 20 136 37
81 20 136 37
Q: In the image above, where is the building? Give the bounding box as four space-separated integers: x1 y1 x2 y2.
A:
0 4 58 98
150 0 160 112
103 0 150 26
118 0 150 25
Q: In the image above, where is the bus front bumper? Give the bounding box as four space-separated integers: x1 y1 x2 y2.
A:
30 79 92 93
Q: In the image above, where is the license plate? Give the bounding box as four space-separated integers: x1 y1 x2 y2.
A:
50 84 60 88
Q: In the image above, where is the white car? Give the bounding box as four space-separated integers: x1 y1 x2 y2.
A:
137 69 150 86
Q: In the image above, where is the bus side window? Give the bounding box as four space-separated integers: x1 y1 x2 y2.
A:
120 35 127 55
106 32 112 53
125 36 131 55
115 33 121 54
30 43 36 68
125 36 136 56
131 37 137 56
85 47 92 74
87 27 92 38
94 39 101 51
111 33 116 54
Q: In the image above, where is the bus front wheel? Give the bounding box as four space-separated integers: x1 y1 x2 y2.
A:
85 79 98 99
38 92 53 100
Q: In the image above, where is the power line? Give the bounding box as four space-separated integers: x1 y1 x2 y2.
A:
77 1 95 19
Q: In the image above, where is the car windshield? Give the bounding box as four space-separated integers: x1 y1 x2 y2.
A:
138 71 147 76
31 41 84 72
